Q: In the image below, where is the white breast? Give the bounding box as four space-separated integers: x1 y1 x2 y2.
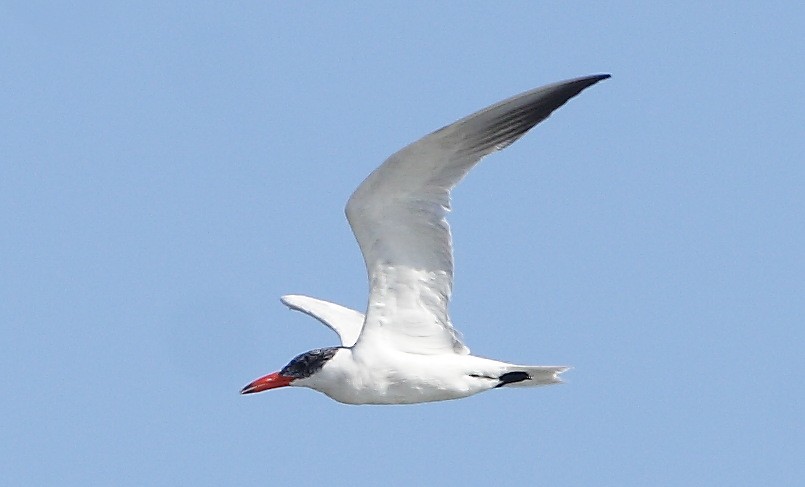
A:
294 348 507 404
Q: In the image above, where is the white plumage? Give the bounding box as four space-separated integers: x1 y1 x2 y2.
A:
242 74 610 404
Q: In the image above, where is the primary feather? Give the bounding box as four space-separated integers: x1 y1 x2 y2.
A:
346 75 610 355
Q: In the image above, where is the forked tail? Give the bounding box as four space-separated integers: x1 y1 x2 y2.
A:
496 365 569 388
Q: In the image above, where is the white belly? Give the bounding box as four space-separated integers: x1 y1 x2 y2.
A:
296 348 507 405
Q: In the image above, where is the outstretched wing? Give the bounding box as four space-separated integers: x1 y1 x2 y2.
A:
346 75 610 354
280 295 364 347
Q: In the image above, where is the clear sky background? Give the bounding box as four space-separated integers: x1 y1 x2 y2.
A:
2 2 803 486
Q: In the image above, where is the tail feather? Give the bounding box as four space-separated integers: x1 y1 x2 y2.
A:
498 365 569 388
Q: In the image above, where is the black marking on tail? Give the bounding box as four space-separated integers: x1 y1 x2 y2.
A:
495 371 530 388
469 373 494 379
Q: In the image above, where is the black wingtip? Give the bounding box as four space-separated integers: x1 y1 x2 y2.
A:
581 73 612 85
557 73 611 101
570 73 611 87
542 73 611 101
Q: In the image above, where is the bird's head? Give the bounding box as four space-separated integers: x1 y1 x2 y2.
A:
240 347 339 394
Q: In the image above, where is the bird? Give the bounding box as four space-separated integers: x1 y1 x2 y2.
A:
241 74 610 404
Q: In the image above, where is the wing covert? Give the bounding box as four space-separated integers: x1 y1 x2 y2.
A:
346 75 610 354
280 295 364 347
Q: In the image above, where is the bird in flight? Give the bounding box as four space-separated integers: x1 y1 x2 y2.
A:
241 74 610 404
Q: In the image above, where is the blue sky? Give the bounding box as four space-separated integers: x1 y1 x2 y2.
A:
2 2 803 486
